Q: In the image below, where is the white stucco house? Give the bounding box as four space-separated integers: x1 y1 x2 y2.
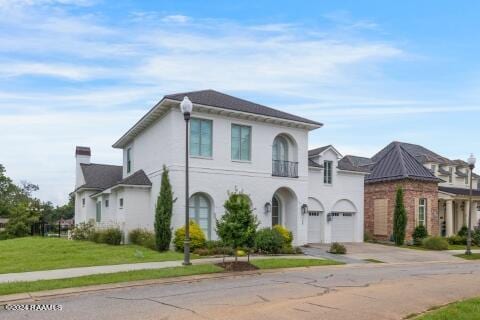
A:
74 90 367 245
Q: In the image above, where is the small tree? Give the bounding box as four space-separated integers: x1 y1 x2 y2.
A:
393 186 407 246
216 190 259 262
154 165 176 251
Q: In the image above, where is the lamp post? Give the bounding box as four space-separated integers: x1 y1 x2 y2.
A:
466 153 476 255
180 96 193 265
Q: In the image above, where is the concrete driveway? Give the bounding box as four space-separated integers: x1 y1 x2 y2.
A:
305 242 461 264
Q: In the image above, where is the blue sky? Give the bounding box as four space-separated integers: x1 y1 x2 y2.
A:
1 0 479 204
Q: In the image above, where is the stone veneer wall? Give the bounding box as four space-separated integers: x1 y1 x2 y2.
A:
364 180 439 241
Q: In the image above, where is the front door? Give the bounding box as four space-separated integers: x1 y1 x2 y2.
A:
272 196 281 226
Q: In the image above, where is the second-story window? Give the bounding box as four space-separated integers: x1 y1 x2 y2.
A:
231 124 251 161
465 171 469 185
324 161 333 184
190 118 212 157
449 167 453 183
127 147 132 173
431 164 436 173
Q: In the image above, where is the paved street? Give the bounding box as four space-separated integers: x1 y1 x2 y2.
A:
2 260 480 320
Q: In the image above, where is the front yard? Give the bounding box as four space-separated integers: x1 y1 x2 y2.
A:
414 297 480 319
0 237 186 274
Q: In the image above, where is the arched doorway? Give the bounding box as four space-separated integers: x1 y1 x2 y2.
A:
271 187 298 240
272 195 281 226
189 193 212 239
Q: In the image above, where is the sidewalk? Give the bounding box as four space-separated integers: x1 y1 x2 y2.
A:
0 255 322 283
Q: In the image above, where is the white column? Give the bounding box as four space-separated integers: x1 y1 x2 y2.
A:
446 200 454 237
471 201 478 228
457 201 464 230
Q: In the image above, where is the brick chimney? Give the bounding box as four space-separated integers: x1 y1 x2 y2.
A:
75 146 91 188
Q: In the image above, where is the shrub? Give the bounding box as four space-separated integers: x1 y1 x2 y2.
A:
473 228 480 246
254 227 284 254
71 220 95 241
5 204 38 238
412 225 428 246
193 246 235 256
129 228 156 250
458 226 469 237
205 240 224 249
447 235 466 245
328 242 347 254
173 221 206 252
279 246 303 254
393 187 407 246
273 225 293 248
154 165 175 251
102 228 123 245
422 236 448 250
0 231 7 240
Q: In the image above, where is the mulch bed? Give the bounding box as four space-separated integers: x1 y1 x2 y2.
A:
215 261 259 272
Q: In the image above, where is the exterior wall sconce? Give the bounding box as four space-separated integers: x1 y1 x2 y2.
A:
326 212 333 222
301 204 308 215
264 202 271 214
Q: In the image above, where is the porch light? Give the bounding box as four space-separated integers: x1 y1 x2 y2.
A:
180 96 193 120
301 204 308 215
468 154 476 169
264 202 271 214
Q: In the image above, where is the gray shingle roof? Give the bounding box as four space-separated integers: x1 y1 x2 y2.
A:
308 145 332 156
365 142 441 184
372 141 452 165
438 166 451 176
165 90 322 127
79 163 123 190
338 156 371 173
77 164 151 192
455 170 468 178
308 158 323 168
439 186 480 197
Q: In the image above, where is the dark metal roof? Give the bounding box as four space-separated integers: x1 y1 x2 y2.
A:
308 145 332 156
165 89 322 127
438 166 451 176
365 142 441 184
308 158 323 168
439 186 480 197
77 164 151 192
338 156 371 173
372 141 452 165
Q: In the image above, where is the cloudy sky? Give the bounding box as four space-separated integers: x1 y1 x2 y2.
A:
1 0 479 205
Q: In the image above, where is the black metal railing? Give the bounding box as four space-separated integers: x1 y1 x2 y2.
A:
272 160 299 178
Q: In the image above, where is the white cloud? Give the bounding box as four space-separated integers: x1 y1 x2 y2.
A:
161 14 190 24
0 62 106 80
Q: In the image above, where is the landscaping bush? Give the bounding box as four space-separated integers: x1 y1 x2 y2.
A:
0 231 7 240
154 165 175 251
422 236 448 250
92 228 122 245
328 242 347 254
393 187 407 246
458 226 469 237
473 228 480 246
278 246 303 254
173 221 206 252
254 227 284 254
71 220 95 241
447 235 466 245
412 225 428 246
273 225 293 248
128 228 156 250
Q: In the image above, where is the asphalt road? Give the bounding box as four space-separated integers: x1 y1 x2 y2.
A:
2 261 480 320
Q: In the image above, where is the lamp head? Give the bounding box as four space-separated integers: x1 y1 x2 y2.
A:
180 96 193 120
468 153 476 169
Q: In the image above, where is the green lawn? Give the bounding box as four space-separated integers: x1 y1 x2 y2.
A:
0 264 223 296
415 297 480 319
0 237 187 274
251 258 342 269
454 253 480 260
447 244 480 250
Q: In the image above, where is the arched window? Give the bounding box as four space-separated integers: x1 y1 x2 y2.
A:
273 136 288 161
272 195 281 226
189 193 211 239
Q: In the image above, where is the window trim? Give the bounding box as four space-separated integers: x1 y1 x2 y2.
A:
231 123 252 161
105 199 109 208
324 160 333 184
119 198 124 209
190 117 213 158
418 198 427 227
126 147 132 174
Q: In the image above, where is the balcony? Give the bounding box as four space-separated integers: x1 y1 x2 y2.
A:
272 160 299 178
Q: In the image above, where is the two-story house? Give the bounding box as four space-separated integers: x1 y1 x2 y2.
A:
363 141 480 241
74 90 367 245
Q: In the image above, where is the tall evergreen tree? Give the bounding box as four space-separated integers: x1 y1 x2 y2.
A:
154 165 175 251
393 186 407 246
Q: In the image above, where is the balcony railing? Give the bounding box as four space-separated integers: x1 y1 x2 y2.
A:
272 160 299 178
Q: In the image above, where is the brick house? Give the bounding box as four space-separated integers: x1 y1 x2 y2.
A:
363 142 441 241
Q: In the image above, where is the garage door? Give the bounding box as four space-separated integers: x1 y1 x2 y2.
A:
331 212 355 242
308 211 322 243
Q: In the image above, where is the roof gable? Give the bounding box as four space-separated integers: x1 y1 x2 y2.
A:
308 145 342 158
366 142 440 184
372 141 452 165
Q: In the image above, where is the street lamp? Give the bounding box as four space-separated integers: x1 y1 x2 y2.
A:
466 153 476 255
180 96 193 265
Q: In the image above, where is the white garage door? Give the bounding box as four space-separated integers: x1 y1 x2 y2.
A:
308 211 322 243
331 212 355 243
